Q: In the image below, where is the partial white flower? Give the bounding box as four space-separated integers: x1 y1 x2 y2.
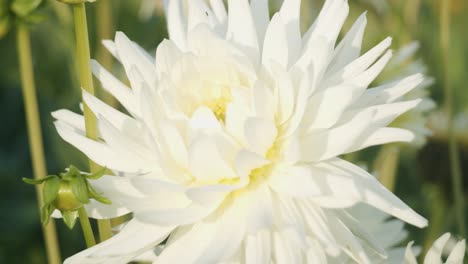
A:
331 204 421 263
379 42 436 147
139 0 164 21
54 0 429 263
405 233 466 264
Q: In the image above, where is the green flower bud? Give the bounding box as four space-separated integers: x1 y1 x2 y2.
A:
53 180 83 211
23 165 111 229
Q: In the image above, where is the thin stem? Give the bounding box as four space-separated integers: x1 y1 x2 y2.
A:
16 23 62 264
374 145 400 192
441 0 466 237
73 2 113 242
95 0 117 107
78 207 96 247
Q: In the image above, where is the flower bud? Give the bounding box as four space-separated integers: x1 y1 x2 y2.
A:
23 165 111 229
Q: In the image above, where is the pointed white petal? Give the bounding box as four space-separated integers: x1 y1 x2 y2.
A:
91 60 139 116
64 219 173 264
166 0 187 50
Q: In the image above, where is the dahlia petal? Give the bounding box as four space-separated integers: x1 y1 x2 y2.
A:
187 0 213 31
189 106 222 132
325 37 392 85
328 12 367 73
91 60 139 116
276 69 296 124
234 149 269 178
279 0 302 65
159 122 188 167
349 127 415 152
101 40 118 60
55 121 147 173
64 219 173 264
51 109 85 132
262 14 289 68
155 39 183 79
300 108 375 161
252 80 275 121
245 186 274 233
83 199 130 220
227 0 259 62
250 0 269 43
325 211 371 264
423 233 451 263
158 200 245 264
353 73 424 107
115 32 156 88
135 196 224 226
209 0 227 24
273 230 304 264
349 50 393 88
306 239 328 263
98 118 156 167
403 242 418 264
245 230 272 264
324 159 428 228
196 199 247 263
446 239 466 264
166 0 187 50
189 135 237 181
244 117 277 155
302 84 355 131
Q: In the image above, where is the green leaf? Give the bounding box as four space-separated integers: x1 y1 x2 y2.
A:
22 175 56 185
71 176 89 204
11 0 42 17
85 167 107 179
43 176 60 205
87 182 111 205
62 210 78 229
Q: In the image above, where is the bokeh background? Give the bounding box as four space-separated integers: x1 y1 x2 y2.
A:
0 0 467 263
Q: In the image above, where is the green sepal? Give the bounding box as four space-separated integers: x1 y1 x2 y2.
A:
62 210 79 229
86 181 111 205
71 175 90 204
22 175 57 185
11 0 43 17
43 176 61 205
85 167 107 180
40 203 55 225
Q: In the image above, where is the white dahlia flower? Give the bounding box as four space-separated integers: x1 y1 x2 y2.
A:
405 233 466 264
54 0 429 263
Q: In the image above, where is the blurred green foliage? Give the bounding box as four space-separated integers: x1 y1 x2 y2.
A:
0 0 467 263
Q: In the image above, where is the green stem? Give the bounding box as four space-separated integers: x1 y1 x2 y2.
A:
441 0 466 237
78 207 96 247
73 2 113 243
374 145 400 192
16 23 62 264
95 0 118 108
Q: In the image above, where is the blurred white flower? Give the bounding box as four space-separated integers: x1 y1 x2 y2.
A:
54 0 429 263
139 0 164 21
405 233 466 264
380 42 436 147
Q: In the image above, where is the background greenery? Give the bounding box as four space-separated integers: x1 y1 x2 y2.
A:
0 0 467 263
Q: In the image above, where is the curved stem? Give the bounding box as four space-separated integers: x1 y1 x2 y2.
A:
78 207 96 247
16 23 62 264
73 2 113 243
441 0 466 237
